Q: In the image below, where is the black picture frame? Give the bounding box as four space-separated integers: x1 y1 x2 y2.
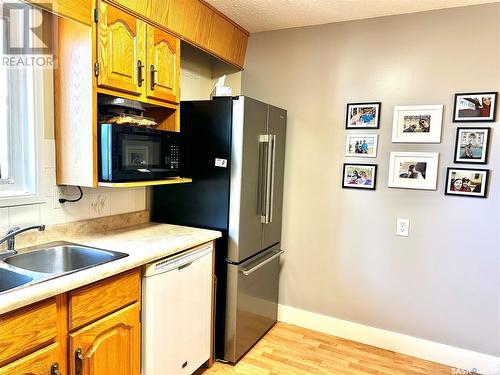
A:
342 163 377 190
453 127 490 164
452 92 498 123
345 102 381 129
444 167 489 198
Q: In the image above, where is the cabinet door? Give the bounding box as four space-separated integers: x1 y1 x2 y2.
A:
69 303 140 375
0 343 62 375
146 25 180 103
98 2 146 96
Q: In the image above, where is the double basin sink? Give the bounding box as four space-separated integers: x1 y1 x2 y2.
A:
0 242 128 294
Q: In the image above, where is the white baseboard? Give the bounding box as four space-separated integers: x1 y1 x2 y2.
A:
278 304 500 374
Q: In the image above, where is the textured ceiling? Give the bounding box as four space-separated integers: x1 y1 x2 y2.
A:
206 0 500 33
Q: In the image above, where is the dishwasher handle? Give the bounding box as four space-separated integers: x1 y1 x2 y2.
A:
178 261 193 271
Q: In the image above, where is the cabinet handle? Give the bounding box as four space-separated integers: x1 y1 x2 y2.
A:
51 362 62 375
150 65 158 91
137 60 145 87
75 348 84 375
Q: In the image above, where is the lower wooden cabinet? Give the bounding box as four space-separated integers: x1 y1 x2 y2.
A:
0 343 62 375
0 269 141 375
69 303 140 375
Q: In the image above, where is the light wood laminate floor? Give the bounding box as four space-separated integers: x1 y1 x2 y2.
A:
195 322 451 375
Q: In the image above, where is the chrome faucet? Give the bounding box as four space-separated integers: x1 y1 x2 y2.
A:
0 225 46 257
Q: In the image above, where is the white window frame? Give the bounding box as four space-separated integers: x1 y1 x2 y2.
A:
0 2 45 207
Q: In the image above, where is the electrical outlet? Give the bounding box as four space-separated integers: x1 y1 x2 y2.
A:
397 218 410 237
53 186 69 209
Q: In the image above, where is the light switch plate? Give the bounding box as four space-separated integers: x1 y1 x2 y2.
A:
397 218 410 237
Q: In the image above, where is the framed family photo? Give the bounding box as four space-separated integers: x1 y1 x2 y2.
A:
388 152 439 190
342 163 377 190
392 105 443 143
453 92 497 122
445 168 489 198
454 127 490 164
345 134 378 158
345 102 381 129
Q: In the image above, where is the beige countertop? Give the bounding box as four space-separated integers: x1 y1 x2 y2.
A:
0 222 221 315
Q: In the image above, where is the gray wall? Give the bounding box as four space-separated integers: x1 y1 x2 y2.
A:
242 3 500 356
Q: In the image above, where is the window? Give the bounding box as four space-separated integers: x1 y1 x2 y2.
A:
0 2 43 206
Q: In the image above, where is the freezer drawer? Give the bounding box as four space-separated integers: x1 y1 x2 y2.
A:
224 244 283 363
142 243 213 375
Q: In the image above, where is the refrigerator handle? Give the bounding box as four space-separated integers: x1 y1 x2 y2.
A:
240 250 284 276
259 135 272 224
269 135 277 223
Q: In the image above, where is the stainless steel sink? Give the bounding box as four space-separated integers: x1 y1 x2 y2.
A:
0 268 33 293
4 243 128 274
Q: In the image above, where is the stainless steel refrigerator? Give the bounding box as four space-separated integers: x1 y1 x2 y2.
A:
152 96 287 363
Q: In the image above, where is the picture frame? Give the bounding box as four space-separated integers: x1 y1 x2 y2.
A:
345 134 378 158
342 163 377 190
454 127 490 164
445 168 489 198
453 92 497 122
388 152 439 190
345 102 381 129
392 105 443 143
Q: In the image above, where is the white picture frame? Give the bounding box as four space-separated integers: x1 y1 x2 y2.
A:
388 152 439 190
392 105 443 143
345 134 378 158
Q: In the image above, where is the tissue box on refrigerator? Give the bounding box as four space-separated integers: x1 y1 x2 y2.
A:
210 86 232 99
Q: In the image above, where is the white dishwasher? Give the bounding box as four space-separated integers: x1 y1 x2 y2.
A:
142 242 213 375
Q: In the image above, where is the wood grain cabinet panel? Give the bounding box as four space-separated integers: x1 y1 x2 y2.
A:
0 343 62 375
146 25 180 103
24 0 92 25
111 0 248 69
0 299 57 366
69 269 141 331
207 12 236 60
98 1 146 96
69 303 141 375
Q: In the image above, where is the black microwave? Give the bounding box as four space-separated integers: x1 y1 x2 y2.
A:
99 123 181 182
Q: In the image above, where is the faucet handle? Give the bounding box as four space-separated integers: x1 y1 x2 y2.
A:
6 227 20 235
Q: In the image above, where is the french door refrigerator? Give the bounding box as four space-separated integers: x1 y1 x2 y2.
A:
152 96 287 363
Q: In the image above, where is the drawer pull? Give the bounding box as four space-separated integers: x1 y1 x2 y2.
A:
51 362 62 375
240 250 284 276
75 348 84 375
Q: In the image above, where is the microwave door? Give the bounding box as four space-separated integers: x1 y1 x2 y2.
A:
99 124 181 182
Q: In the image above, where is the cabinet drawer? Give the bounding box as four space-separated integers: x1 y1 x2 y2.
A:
0 343 61 375
69 269 140 331
0 298 57 366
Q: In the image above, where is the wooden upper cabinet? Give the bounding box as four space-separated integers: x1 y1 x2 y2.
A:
98 2 146 96
69 303 141 375
24 0 93 25
111 0 249 69
146 26 180 103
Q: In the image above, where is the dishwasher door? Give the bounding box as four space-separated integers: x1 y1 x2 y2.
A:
142 243 213 375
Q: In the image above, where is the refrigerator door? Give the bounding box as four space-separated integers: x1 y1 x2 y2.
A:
227 97 269 263
152 98 233 231
262 105 287 250
224 244 282 363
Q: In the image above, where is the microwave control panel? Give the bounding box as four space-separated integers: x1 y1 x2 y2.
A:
167 144 180 170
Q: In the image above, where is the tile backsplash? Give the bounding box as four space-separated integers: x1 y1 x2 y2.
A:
0 139 147 232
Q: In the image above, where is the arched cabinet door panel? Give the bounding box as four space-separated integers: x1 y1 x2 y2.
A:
98 2 146 96
146 25 180 104
69 303 140 375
